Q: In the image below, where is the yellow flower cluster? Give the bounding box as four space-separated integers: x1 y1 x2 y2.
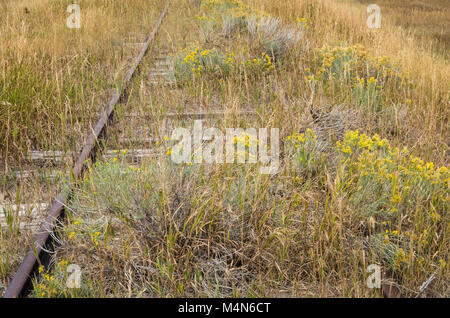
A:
337 130 449 218
233 133 259 147
393 248 407 269
182 47 207 77
287 129 322 173
200 0 267 37
196 15 216 22
58 259 68 267
337 130 388 154
245 52 275 74
310 44 408 89
91 231 101 246
287 128 316 145
232 133 259 160
225 52 234 64
174 47 234 81
73 217 83 226
296 17 311 30
34 264 63 297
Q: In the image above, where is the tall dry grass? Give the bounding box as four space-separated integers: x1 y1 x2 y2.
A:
0 0 165 295
0 0 163 164
246 0 449 165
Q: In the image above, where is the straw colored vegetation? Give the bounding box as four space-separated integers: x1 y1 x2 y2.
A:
1 0 448 297
0 0 164 161
0 0 165 295
356 0 449 58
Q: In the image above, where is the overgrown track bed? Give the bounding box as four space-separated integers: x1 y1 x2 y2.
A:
3 0 448 298
3 0 171 298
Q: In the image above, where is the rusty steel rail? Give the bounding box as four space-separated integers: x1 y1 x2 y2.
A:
4 0 171 298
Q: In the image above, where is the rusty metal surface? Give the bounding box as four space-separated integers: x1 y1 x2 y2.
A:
4 0 170 298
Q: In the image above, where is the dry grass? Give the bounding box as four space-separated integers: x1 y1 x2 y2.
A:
1 0 448 297
357 0 449 58
0 0 165 295
247 0 449 165
0 0 163 161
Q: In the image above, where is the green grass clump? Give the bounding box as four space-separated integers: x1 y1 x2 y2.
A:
246 16 303 61
199 0 303 60
173 46 279 84
73 153 155 222
47 146 309 297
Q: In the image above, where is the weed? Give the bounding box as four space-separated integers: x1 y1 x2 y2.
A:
173 47 234 83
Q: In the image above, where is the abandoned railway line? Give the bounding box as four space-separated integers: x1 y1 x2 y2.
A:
3 1 176 298
2 0 446 299
1 0 261 297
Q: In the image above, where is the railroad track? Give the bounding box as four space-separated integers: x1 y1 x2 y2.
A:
2 0 260 298
2 1 172 298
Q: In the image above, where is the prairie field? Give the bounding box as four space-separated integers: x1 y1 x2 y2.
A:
357 0 449 58
0 0 448 298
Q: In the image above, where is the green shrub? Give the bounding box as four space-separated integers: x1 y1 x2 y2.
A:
243 52 275 77
247 16 303 60
287 129 326 176
336 130 448 223
308 45 410 111
172 46 234 83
